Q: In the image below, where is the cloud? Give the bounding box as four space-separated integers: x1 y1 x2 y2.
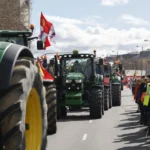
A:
101 0 129 6
121 14 150 26
31 15 150 57
45 15 104 27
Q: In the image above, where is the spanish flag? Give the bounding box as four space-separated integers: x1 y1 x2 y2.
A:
37 57 54 80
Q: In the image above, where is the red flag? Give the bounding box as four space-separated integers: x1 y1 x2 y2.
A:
39 12 56 49
37 57 54 81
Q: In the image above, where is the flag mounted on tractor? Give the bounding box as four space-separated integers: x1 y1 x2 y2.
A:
39 12 56 49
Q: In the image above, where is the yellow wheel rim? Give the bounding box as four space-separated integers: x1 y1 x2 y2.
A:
25 88 42 150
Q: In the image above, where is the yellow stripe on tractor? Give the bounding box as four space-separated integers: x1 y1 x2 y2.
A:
38 62 44 76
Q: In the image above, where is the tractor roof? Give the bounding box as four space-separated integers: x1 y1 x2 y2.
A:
59 53 94 59
0 30 32 37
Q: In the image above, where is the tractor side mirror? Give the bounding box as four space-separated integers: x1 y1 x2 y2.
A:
99 58 103 65
119 64 122 71
37 40 44 50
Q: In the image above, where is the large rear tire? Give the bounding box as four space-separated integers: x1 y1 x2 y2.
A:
109 85 112 108
102 89 104 115
112 84 121 106
44 83 57 135
0 58 47 150
89 88 102 119
104 87 109 110
121 81 123 91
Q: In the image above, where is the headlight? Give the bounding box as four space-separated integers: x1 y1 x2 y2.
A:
66 80 72 83
75 80 82 83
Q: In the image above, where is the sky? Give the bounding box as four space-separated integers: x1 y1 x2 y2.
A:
30 0 150 57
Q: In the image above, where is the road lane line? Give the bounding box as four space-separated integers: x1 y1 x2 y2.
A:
89 120 92 123
82 134 87 140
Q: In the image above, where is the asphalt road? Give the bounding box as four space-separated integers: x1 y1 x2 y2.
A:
47 87 150 150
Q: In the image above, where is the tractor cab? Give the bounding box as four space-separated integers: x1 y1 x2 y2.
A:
55 50 95 89
0 25 43 50
95 57 104 75
103 63 111 77
0 30 32 46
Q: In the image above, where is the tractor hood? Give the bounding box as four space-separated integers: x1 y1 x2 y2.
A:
111 75 121 84
66 72 84 80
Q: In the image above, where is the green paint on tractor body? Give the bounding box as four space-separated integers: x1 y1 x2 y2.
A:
0 42 11 63
111 75 121 84
65 72 84 105
65 92 82 105
66 72 84 80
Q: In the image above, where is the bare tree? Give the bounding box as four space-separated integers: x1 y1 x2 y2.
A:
0 0 31 30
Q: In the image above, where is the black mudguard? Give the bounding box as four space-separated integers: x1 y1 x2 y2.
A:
0 44 33 90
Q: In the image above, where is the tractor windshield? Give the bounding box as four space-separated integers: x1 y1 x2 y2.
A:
96 64 103 74
64 58 92 80
0 37 25 45
104 65 111 76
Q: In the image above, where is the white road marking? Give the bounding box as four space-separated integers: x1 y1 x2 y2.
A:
82 134 88 140
89 120 92 123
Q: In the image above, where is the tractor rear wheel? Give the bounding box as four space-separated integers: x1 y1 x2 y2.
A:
0 58 47 150
112 84 121 106
109 85 112 108
89 88 102 119
104 87 109 110
44 83 57 135
121 81 123 91
102 90 104 115
60 106 67 117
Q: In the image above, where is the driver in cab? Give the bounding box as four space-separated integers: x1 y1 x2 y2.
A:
71 60 82 73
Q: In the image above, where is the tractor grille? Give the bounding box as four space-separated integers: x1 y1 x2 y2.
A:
66 80 82 91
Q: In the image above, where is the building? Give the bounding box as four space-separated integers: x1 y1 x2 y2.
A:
20 0 31 30
0 0 31 30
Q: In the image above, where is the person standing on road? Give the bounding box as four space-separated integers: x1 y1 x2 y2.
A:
143 76 150 136
136 77 147 124
131 77 136 95
134 79 141 112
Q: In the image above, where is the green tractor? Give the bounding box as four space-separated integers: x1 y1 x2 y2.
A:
0 29 56 149
111 61 123 106
54 50 103 119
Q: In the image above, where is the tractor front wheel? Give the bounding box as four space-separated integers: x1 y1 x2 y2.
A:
104 87 109 110
44 83 57 135
109 85 112 108
0 58 47 150
112 84 121 106
89 88 102 119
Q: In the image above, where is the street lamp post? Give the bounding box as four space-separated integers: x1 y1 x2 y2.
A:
112 50 118 60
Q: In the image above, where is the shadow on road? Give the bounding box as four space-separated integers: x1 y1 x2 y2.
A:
113 110 150 150
116 143 150 150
